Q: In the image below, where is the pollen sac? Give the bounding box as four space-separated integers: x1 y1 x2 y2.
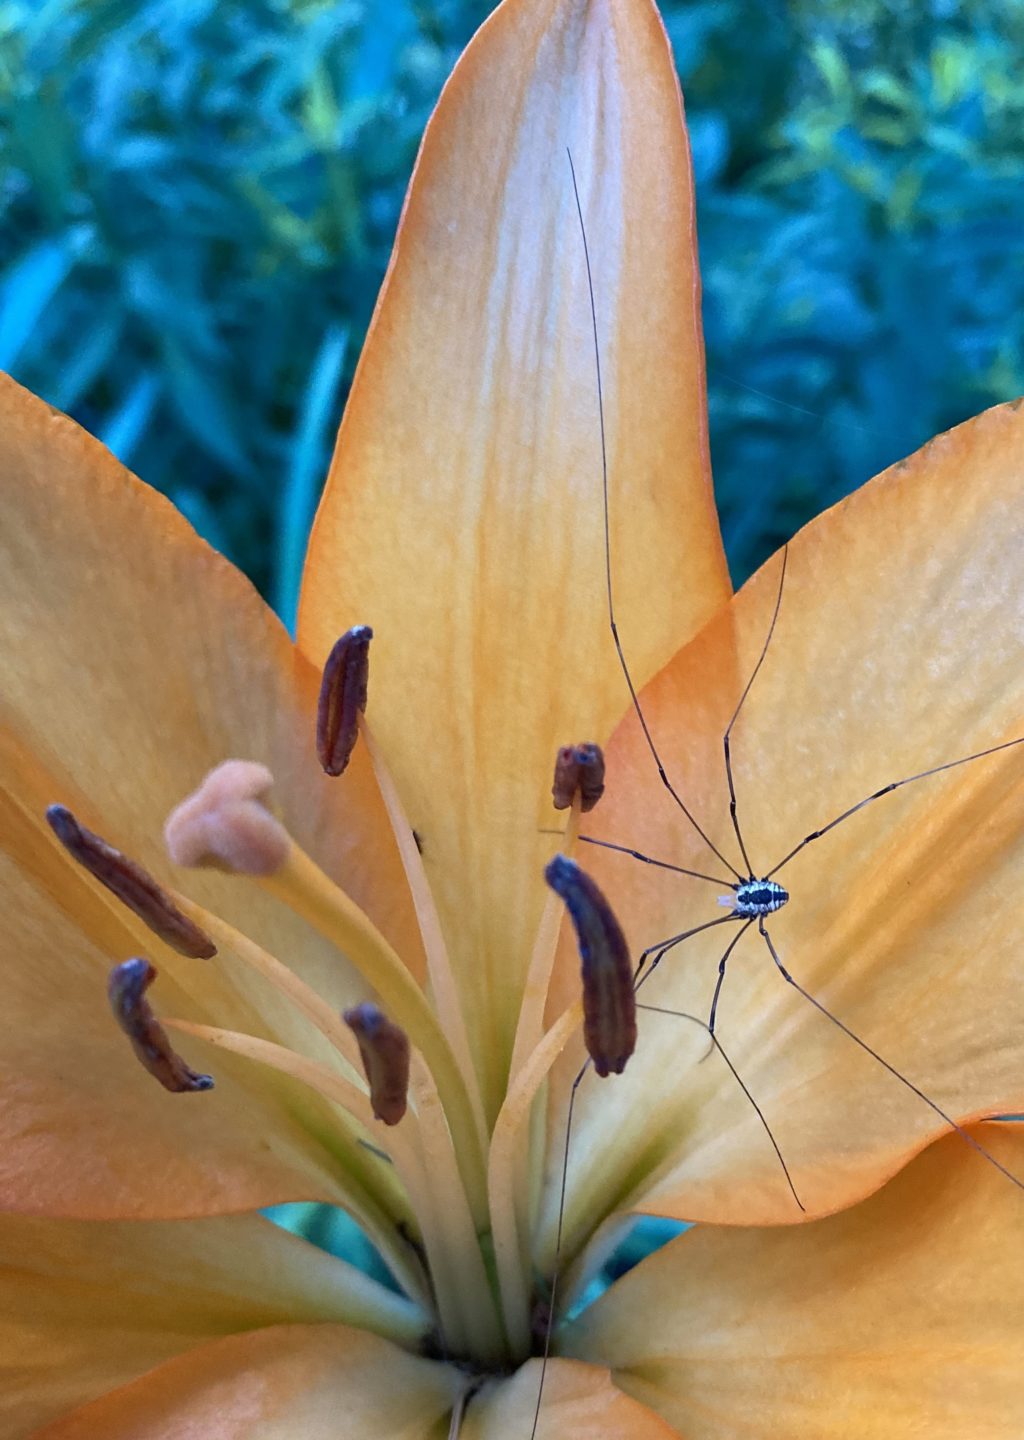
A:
343 1001 411 1125
317 626 373 777
544 854 636 1077
551 742 606 813
164 761 289 876
108 958 214 1093
46 805 216 960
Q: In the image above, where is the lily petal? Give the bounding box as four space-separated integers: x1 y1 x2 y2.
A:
0 372 418 1216
565 1127 1024 1438
29 1324 457 1440
298 0 729 1111
1 1210 427 1436
464 1357 679 1438
547 397 1024 1238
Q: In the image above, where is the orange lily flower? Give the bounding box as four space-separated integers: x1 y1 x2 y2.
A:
3 0 1024 1436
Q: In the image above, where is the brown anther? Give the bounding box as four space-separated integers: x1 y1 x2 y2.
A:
317 626 373 777
342 1001 411 1125
46 805 216 959
107 958 214 1093
544 854 635 1077
551 742 605 813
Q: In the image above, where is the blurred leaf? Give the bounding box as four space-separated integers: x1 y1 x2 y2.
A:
347 0 414 101
0 0 1020 601
0 226 88 368
98 370 159 464
273 323 348 631
810 38 849 100
861 70 913 111
48 311 123 412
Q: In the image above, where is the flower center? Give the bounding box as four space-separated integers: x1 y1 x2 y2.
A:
44 627 617 1378
50 766 511 1367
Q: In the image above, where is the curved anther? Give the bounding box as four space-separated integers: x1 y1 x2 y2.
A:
108 958 214 1093
544 855 635 1077
343 1002 411 1125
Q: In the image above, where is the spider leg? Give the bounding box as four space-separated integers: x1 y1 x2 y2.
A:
758 917 1024 1193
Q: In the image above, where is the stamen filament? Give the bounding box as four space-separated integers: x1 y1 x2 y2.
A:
159 1025 437 1307
260 842 489 1229
167 892 498 1349
172 897 365 1079
360 716 487 1151
160 1019 433 1308
509 797 581 1084
163 1019 413 1166
447 1382 481 1440
406 1054 508 1364
488 999 584 1354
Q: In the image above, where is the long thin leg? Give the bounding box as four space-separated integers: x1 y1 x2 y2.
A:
530 919 727 1435
707 919 755 1036
633 913 745 989
758 919 1024 1192
723 546 788 876
766 732 1024 878
570 832 737 890
567 149 741 883
637 1000 804 1212
529 1057 590 1440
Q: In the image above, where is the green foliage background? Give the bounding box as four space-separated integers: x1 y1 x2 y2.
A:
2 0 1022 624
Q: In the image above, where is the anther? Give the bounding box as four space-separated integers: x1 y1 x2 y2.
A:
343 1001 411 1125
317 626 373 777
45 805 216 959
108 958 214 1092
551 743 605 812
164 761 289 875
544 855 636 1077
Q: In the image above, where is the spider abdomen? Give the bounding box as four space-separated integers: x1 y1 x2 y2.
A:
734 879 789 917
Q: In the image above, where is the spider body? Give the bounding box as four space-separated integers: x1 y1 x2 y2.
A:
732 879 789 917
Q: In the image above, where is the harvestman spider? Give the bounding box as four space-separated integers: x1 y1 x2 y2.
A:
589 538 1024 1198
568 145 1024 1196
527 155 1024 1440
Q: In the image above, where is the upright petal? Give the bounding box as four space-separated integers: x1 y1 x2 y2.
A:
0 373 418 1217
1 1210 427 1436
566 1128 1024 1438
299 0 729 1110
546 398 1024 1241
